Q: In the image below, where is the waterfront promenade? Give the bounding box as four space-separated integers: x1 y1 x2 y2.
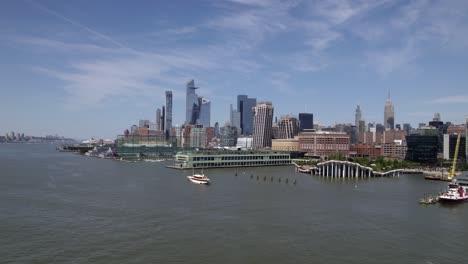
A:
293 160 423 178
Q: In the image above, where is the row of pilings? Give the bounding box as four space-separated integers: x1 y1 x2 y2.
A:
293 160 412 178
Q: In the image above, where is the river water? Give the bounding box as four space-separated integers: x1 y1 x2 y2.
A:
0 144 467 263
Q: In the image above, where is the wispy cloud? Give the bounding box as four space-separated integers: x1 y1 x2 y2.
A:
26 0 129 49
429 95 468 104
12 0 468 112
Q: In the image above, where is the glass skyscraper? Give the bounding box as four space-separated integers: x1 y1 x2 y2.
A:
298 113 313 132
198 97 211 128
237 95 257 135
186 80 199 125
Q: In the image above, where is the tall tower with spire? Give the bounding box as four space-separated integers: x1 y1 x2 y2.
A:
355 105 362 131
384 92 395 130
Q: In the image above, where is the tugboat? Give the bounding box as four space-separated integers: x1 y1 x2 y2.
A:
187 169 211 185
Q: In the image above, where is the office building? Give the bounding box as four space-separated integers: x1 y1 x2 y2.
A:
198 97 211 127
403 123 411 135
214 122 220 138
443 134 466 161
298 113 313 132
165 91 173 135
384 94 395 130
156 108 161 131
278 116 298 139
237 137 253 149
382 141 407 160
189 125 207 148
161 106 165 131
298 131 350 157
220 123 238 147
186 80 199 125
405 135 438 164
237 95 257 135
230 104 241 133
272 138 299 152
355 105 362 131
252 102 274 149
139 120 150 128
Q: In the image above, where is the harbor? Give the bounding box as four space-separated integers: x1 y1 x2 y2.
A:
2 143 467 263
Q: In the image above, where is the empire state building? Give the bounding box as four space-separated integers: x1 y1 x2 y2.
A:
384 94 395 130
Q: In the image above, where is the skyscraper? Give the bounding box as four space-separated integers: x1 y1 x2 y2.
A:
186 80 199 125
198 97 211 127
278 116 298 139
252 102 274 149
433 113 441 122
214 122 220 137
298 113 313 132
156 108 161 131
230 104 241 133
384 94 395 130
220 123 238 147
165 91 173 135
237 95 257 135
161 106 165 132
466 115 468 162
355 105 362 131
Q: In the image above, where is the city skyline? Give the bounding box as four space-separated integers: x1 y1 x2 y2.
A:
1 1 468 139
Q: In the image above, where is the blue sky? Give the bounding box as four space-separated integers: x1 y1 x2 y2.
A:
1 0 468 139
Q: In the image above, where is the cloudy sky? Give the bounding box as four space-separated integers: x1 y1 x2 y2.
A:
1 0 468 139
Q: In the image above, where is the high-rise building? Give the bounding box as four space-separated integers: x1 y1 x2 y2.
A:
130 125 138 135
355 105 362 131
384 94 395 130
161 106 165 131
466 115 468 162
443 134 466 161
214 122 219 137
278 116 298 139
198 97 210 127
214 122 220 137
298 113 313 132
237 95 257 135
252 102 274 149
220 123 238 147
433 113 441 122
186 80 199 125
156 108 161 131
189 125 207 148
139 120 150 128
406 135 438 164
230 104 241 133
165 91 173 135
403 123 411 135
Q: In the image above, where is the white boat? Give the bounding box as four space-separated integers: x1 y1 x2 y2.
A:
187 169 210 185
439 172 468 203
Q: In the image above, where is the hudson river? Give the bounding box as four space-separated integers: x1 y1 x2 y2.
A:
1 144 467 263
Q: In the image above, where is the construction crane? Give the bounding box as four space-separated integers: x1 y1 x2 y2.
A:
448 133 462 179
